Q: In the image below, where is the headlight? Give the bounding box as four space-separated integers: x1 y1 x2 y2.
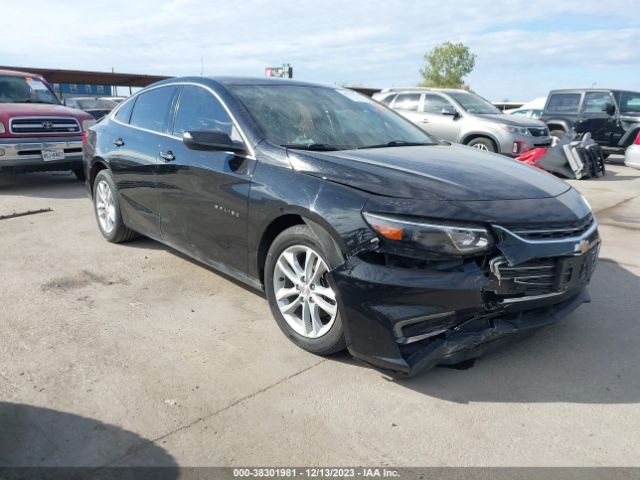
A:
363 213 493 256
82 119 96 132
500 124 530 136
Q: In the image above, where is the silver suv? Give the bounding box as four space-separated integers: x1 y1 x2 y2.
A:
373 88 552 156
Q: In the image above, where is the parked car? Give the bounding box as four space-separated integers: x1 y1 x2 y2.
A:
100 96 125 104
624 132 640 170
84 77 599 376
542 89 640 156
373 87 551 156
0 69 95 178
507 107 543 119
64 97 120 120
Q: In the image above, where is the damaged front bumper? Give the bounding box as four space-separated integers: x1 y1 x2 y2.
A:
328 214 600 377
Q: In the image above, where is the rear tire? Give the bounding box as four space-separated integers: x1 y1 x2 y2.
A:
550 129 566 139
92 169 138 243
264 224 346 355
466 137 497 152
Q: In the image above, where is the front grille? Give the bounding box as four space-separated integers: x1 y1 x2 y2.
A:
528 126 549 137
486 246 598 301
504 214 594 241
10 117 80 135
489 256 564 297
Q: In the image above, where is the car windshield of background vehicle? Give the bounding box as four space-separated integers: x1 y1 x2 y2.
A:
446 91 502 114
229 85 436 150
77 98 119 110
0 75 60 104
619 91 640 114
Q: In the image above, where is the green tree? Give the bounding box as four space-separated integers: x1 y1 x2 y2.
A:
419 42 476 89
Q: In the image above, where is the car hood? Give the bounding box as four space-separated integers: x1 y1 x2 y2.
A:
288 144 570 201
473 112 546 128
0 103 89 119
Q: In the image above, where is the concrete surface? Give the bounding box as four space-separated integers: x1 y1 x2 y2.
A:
0 159 639 467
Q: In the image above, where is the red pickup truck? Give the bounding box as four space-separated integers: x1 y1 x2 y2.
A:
0 69 95 179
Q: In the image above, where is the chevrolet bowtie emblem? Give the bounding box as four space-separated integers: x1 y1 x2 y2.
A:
575 240 590 255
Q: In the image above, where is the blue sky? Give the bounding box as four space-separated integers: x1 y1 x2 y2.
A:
2 0 639 101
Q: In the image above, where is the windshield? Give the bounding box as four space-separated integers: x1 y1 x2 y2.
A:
0 75 60 105
446 91 501 115
228 85 436 150
76 98 118 110
619 91 640 114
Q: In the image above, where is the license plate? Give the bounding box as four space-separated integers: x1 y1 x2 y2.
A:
42 148 65 162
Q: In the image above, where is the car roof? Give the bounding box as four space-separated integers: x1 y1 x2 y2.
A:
152 75 330 88
548 88 639 94
379 87 469 94
0 68 41 78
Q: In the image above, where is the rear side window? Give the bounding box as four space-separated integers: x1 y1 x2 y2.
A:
378 94 396 105
423 94 453 114
546 93 581 113
582 92 611 113
172 86 235 138
393 93 420 111
114 98 135 124
129 86 177 133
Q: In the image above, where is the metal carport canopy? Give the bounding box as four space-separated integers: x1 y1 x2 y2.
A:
0 66 171 87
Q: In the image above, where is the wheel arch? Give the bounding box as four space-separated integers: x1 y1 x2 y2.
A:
461 133 499 150
545 119 570 133
256 210 347 286
88 158 110 197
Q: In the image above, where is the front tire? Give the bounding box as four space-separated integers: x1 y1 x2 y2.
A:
92 169 138 243
467 137 497 152
265 225 346 355
550 129 566 139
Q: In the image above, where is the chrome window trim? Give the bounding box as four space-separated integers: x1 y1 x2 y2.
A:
110 82 256 159
9 116 81 135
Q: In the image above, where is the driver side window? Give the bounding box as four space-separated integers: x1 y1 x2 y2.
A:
422 94 454 114
173 86 241 141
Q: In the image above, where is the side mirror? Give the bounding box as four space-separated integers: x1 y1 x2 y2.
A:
441 107 457 117
603 103 616 116
183 130 246 154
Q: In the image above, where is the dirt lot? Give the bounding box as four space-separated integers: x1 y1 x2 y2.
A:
1 159 639 468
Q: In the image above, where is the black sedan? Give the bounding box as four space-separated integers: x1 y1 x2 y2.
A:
82 77 600 376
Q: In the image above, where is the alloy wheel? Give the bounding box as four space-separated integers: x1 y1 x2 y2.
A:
95 180 116 234
273 245 338 338
473 143 489 151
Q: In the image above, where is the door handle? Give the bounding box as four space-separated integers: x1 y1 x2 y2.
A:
113 138 125 147
421 119 430 123
159 150 175 162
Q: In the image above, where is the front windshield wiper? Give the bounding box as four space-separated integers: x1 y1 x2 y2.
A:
281 143 342 151
357 140 434 149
